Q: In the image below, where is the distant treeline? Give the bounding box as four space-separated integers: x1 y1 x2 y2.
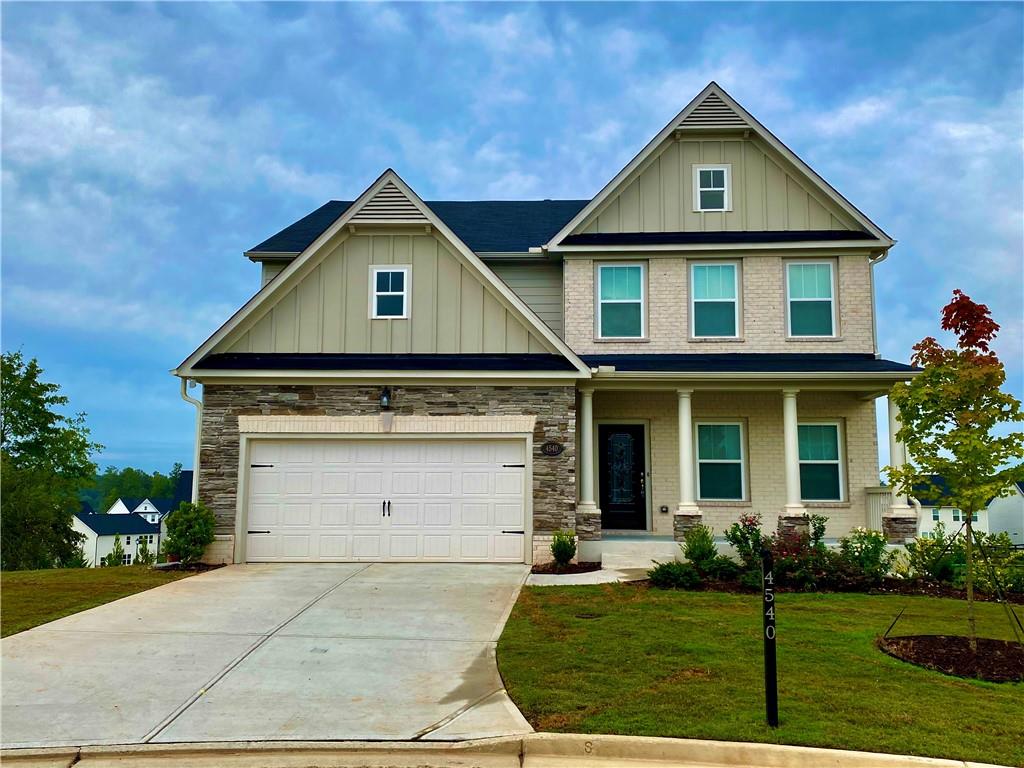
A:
80 463 183 513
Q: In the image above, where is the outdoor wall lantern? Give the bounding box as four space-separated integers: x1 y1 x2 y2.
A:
379 386 392 411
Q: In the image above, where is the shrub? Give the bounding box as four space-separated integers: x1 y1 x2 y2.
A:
725 513 765 570
706 555 742 582
836 527 896 585
648 560 702 590
764 515 834 591
965 531 1024 595
682 524 718 574
163 502 216 564
135 536 156 567
103 535 125 567
905 523 963 583
550 529 577 569
59 546 89 569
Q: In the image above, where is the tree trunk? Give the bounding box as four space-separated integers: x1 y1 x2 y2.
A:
964 511 977 654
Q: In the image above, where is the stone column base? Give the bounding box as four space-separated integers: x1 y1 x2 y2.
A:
673 512 703 541
777 514 810 538
882 514 918 544
576 509 602 542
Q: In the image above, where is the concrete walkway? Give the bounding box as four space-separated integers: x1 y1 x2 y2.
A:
0 563 532 748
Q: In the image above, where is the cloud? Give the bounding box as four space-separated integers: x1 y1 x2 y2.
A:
812 96 896 137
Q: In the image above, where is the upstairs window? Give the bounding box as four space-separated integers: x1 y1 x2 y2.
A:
693 165 731 212
597 263 645 338
932 508 940 522
696 423 745 500
787 262 835 337
691 263 739 337
370 266 409 319
798 423 844 501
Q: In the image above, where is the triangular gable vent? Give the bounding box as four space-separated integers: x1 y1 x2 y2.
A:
678 91 748 129
349 179 428 223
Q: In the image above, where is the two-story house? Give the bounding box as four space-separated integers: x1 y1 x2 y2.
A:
174 83 918 566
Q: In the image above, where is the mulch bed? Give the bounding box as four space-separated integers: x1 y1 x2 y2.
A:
870 578 1024 604
878 635 1024 683
531 561 602 575
153 562 225 573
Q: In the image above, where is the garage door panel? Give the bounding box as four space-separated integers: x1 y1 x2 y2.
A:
246 438 527 563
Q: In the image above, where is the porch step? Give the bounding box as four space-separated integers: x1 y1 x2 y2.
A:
600 538 681 570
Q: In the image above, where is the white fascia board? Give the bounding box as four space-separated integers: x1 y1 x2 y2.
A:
589 370 918 385
176 169 592 379
544 82 892 249
187 370 585 386
554 241 890 255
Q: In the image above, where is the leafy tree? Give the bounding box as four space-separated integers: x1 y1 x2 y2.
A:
135 536 155 566
888 291 1024 650
163 502 216 564
83 464 182 512
1 352 101 570
104 535 126 567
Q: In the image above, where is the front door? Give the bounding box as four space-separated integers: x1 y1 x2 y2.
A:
598 424 647 530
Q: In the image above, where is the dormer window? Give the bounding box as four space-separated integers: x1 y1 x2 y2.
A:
370 266 410 319
693 165 731 212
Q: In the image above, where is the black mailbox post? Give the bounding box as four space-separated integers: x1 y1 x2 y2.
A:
761 547 779 727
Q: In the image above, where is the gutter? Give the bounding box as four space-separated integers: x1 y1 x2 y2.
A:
179 378 202 503
868 247 891 358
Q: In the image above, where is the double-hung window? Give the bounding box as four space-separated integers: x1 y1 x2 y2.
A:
693 165 731 212
370 266 409 319
597 263 645 338
691 263 739 337
696 423 745 500
932 508 940 522
787 262 835 337
798 422 844 501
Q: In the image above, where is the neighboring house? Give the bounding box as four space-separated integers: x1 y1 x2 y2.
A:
105 471 194 524
915 478 1024 543
988 482 1024 545
72 511 161 567
173 82 919 566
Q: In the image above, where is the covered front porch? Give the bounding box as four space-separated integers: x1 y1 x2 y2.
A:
573 372 917 562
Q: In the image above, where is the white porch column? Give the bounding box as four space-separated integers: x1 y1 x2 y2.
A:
782 389 806 514
676 389 700 514
578 388 598 512
887 396 912 512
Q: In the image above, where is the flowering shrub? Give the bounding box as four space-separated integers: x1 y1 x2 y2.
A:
724 513 765 570
836 527 896 585
765 525 833 591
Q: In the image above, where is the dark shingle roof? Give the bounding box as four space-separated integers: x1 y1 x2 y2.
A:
195 352 578 372
580 353 919 374
913 475 1024 507
247 200 589 255
75 513 160 536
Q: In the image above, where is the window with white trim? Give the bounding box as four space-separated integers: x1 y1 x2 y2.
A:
597 263 645 338
696 422 745 500
693 165 731 212
932 509 940 522
691 262 739 337
798 422 844 501
370 266 409 319
787 262 836 337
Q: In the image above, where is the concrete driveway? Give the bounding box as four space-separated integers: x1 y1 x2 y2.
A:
1 563 532 748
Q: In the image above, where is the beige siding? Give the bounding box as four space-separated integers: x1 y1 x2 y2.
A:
563 254 874 355
579 136 857 235
218 232 550 355
260 261 287 287
590 390 878 537
488 261 564 338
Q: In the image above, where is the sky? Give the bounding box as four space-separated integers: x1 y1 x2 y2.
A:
2 2 1022 474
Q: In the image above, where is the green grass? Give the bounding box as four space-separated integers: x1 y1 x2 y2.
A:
1 567 192 637
497 584 1024 766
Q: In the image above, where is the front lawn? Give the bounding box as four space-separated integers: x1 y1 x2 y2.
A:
0 567 192 637
498 584 1024 766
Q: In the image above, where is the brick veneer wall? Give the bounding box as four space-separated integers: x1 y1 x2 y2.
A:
589 389 879 537
563 254 875 355
200 384 576 535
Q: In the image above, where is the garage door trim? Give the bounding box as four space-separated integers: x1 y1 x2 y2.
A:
233 430 534 564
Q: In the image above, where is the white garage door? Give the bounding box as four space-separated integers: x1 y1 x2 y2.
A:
245 439 527 562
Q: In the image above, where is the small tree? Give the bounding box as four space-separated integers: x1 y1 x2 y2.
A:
888 291 1024 651
163 502 216 564
136 536 155 566
104 535 126 567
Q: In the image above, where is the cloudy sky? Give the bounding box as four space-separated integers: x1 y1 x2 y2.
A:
2 2 1022 473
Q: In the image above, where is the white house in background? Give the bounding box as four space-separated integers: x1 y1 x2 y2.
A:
987 481 1024 545
913 475 991 539
72 511 162 567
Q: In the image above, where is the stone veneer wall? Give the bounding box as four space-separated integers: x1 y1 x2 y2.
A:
199 384 576 536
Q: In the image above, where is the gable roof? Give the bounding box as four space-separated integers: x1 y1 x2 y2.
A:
247 199 589 257
75 512 160 536
544 82 893 250
177 169 591 378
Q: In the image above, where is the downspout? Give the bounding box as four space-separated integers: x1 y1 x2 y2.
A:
868 249 888 358
179 378 202 503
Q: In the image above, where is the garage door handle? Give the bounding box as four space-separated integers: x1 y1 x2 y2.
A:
248 530 270 534
387 500 391 517
502 464 525 468
250 464 274 468
502 530 525 535
382 500 386 517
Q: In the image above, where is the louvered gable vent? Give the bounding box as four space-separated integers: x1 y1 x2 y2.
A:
350 180 429 223
678 92 748 129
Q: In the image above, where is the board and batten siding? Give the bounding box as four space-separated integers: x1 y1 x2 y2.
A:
579 136 858 234
221 232 550 355
488 261 565 339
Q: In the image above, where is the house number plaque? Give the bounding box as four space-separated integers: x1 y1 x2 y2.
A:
540 441 564 456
